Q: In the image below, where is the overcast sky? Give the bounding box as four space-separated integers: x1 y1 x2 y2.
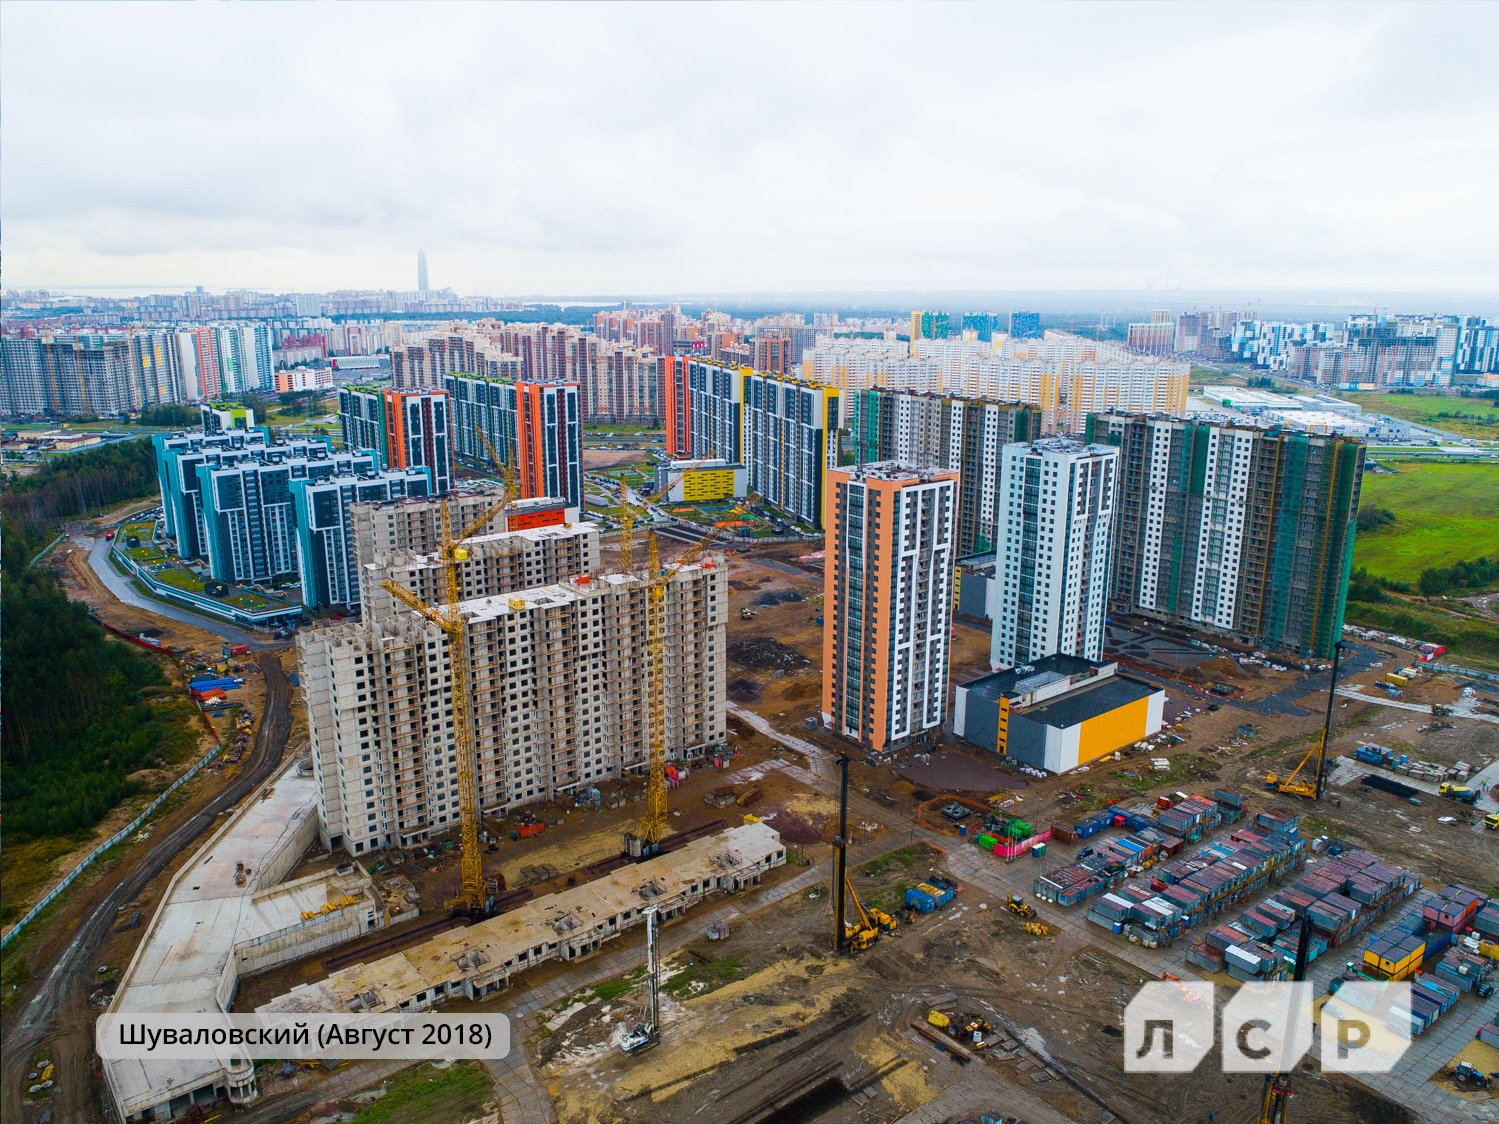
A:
3 1 1497 297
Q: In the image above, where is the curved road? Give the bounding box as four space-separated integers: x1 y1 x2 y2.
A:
2 654 295 1124
76 530 281 650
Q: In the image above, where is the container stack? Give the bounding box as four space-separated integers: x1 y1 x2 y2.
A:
1432 946 1493 993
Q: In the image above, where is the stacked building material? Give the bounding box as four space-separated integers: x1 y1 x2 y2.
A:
1423 884 1487 933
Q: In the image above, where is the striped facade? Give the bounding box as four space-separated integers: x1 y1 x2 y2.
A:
338 387 453 495
1088 412 1364 658
850 389 1042 556
742 372 840 531
291 469 433 612
822 463 957 752
445 375 583 510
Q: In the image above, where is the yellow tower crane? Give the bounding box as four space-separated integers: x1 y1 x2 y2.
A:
380 434 516 916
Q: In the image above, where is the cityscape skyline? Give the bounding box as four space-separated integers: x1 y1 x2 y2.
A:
4 3 1497 295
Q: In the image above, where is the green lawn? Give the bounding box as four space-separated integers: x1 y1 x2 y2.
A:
350 1062 493 1124
1354 461 1499 583
154 568 207 593
1338 391 1499 441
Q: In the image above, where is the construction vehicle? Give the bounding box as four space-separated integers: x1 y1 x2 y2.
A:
1258 913 1314 1124
926 1009 951 1030
1438 782 1479 806
1266 641 1344 800
831 755 887 951
1449 1061 1492 1089
739 606 758 620
1485 811 1499 830
866 900 898 934
380 432 516 917
619 906 662 1054
1005 893 1035 918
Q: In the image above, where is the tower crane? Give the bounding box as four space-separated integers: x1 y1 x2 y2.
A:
380 433 516 916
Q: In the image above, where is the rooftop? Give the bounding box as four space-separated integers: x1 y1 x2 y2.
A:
833 461 958 484
960 654 1102 703
1021 673 1159 729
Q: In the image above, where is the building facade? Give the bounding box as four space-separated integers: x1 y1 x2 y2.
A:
822 463 957 752
291 469 434 612
338 386 453 495
298 559 726 856
990 439 1118 668
850 389 1042 556
446 375 583 509
686 359 745 468
1088 412 1365 658
742 371 840 530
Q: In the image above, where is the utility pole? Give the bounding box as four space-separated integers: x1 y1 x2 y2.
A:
833 755 850 953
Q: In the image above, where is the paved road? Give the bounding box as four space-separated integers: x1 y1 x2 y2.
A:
1 655 295 1124
77 530 281 650
1339 686 1499 727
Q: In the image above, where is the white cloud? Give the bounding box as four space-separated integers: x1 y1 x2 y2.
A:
2 1 1496 294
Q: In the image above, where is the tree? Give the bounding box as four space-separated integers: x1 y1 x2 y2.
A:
1418 568 1451 600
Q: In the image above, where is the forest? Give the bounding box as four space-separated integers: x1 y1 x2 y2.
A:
1 443 198 846
1 436 159 538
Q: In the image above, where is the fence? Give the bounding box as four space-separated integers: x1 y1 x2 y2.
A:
1429 663 1499 686
0 728 224 950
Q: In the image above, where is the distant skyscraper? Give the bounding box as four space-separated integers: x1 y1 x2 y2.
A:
991 438 1118 668
823 462 957 752
1009 312 1042 340
417 249 429 293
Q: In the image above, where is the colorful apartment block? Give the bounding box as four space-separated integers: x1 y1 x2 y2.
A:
822 462 958 752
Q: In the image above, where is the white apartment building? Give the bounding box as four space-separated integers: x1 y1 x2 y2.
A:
298 560 726 856
990 439 1118 668
800 333 1188 435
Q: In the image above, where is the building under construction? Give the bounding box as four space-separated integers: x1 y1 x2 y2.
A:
259 822 785 1015
298 539 727 856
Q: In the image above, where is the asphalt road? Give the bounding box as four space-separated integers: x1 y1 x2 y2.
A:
78 530 281 650
1 654 294 1124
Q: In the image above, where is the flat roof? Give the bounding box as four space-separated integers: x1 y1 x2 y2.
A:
1019 673 1160 730
104 761 322 1113
961 654 1101 702
832 461 957 484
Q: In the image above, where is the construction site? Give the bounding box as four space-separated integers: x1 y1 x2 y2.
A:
13 490 1499 1124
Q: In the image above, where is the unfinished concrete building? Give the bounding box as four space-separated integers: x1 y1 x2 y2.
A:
260 822 785 1015
299 559 727 856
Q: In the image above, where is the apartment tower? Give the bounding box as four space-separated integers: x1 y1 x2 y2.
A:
1088 411 1364 658
822 462 958 752
990 439 1118 668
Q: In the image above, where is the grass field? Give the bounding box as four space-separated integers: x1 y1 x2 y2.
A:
350 1062 493 1124
1354 461 1499 583
1338 391 1499 440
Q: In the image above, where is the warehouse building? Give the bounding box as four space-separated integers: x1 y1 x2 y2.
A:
954 654 1164 773
260 822 785 1016
103 762 396 1123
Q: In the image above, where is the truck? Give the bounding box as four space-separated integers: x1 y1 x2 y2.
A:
1485 811 1499 830
1438 783 1479 806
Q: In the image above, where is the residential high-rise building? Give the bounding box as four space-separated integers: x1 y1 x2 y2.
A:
822 462 957 752
446 375 583 509
850 389 1042 556
686 359 746 466
299 555 726 855
990 439 1118 668
662 355 693 458
197 447 380 585
1088 412 1365 658
1009 312 1042 339
291 468 434 613
753 331 791 375
338 387 454 495
910 310 949 341
742 372 840 531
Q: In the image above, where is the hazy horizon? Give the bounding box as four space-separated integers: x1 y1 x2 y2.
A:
3 2 1497 296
